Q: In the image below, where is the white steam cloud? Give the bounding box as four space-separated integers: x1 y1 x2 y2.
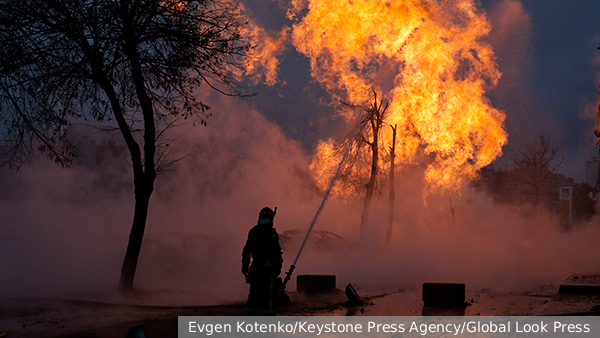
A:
1 91 599 304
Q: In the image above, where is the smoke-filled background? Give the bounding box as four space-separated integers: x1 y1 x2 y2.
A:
1 0 600 303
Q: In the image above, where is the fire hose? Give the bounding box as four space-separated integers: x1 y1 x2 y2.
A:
281 151 348 289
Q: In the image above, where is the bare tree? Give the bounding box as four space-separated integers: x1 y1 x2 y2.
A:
448 196 456 227
0 0 251 291
330 89 389 237
359 91 388 233
509 135 568 206
385 124 396 246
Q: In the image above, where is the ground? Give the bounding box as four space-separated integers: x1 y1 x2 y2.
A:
1 278 600 338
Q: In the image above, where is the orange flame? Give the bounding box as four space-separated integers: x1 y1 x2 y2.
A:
244 23 290 86
290 0 507 195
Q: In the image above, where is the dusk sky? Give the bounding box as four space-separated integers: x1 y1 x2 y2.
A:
239 0 600 183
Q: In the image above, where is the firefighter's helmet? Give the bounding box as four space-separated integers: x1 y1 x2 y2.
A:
258 207 276 220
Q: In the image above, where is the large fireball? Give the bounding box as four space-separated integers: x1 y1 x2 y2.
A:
290 0 507 194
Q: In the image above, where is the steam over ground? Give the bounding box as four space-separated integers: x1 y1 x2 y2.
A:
2 0 600 305
1 91 599 303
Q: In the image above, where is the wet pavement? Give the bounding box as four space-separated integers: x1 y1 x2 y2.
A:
1 280 600 338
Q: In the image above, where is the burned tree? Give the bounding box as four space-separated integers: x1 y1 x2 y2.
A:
385 124 397 246
359 91 388 232
509 135 568 206
0 0 251 291
448 196 456 227
329 89 389 236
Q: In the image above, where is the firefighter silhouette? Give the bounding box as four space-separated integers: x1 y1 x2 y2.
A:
241 207 283 315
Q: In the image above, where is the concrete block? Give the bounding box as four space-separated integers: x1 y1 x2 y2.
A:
345 283 360 304
126 325 148 338
422 282 465 307
297 275 336 294
558 284 600 295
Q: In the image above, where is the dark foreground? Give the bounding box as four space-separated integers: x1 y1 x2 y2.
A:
1 283 600 338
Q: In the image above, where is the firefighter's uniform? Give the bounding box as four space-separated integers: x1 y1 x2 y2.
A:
241 207 283 315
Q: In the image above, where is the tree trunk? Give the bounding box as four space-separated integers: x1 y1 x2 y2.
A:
360 132 378 235
359 91 386 239
385 124 397 246
360 182 375 234
91 68 151 292
117 20 158 291
119 176 154 291
449 196 456 227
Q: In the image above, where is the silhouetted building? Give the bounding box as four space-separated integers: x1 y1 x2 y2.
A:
585 156 598 188
474 165 594 223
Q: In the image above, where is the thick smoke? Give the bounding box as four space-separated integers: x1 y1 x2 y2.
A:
2 91 600 304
